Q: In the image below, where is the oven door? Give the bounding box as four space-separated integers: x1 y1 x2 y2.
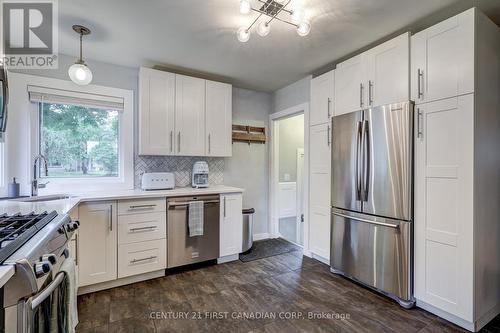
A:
24 272 67 333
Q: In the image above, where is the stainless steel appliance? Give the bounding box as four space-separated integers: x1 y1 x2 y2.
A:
0 211 78 332
191 161 209 188
141 172 175 190
167 195 219 268
0 65 9 137
330 101 414 308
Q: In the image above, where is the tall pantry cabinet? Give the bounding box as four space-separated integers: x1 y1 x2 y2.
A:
308 70 334 261
413 8 500 332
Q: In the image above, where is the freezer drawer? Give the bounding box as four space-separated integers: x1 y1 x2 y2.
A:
330 208 412 304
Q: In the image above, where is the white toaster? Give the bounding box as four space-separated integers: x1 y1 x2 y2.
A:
141 172 175 190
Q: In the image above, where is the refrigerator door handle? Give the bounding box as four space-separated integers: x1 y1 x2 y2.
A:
355 121 362 200
332 211 400 229
361 120 370 202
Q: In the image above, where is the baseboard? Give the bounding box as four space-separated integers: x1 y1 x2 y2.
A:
217 254 239 264
77 270 165 295
253 233 270 241
416 299 475 332
475 302 500 331
310 252 330 265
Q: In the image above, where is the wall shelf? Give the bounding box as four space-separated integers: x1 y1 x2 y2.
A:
232 124 266 144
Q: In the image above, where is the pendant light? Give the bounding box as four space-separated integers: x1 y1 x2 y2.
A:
68 25 93 85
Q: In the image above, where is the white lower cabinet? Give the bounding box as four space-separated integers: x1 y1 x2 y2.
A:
78 202 117 287
219 193 243 257
118 239 166 278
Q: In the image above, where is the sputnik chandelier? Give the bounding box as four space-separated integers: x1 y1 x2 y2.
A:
237 0 311 42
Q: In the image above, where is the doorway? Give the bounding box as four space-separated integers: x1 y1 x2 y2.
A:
270 105 308 247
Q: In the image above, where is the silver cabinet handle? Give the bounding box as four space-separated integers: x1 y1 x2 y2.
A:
223 196 226 218
368 80 373 106
130 256 157 264
327 125 331 146
332 211 399 229
75 233 78 266
417 108 423 138
359 83 364 108
208 134 211 154
129 226 157 232
417 69 424 99
178 132 181 153
327 98 331 118
109 204 113 231
170 131 173 153
129 204 157 210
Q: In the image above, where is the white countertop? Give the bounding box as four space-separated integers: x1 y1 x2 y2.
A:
0 185 244 215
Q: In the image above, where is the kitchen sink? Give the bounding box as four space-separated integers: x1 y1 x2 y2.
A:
11 194 72 202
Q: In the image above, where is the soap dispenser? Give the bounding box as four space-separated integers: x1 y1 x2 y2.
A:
8 177 20 198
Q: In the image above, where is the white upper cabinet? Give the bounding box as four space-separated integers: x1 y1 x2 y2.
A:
365 33 410 107
335 54 365 116
138 68 232 157
335 33 410 115
310 70 334 125
411 9 474 104
138 68 175 155
206 81 232 157
175 75 206 156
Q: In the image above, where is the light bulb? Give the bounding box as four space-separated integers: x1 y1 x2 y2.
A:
257 21 271 37
237 27 250 42
297 20 311 36
240 0 251 15
274 0 286 3
291 8 305 24
68 63 93 85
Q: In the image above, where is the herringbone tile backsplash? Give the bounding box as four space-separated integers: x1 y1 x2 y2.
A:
134 155 224 188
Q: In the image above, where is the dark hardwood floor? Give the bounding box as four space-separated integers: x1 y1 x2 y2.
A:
76 250 499 333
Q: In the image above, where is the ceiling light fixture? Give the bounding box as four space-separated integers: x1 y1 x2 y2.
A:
68 25 93 85
236 0 311 42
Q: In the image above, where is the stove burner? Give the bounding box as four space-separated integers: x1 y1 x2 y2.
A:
0 211 58 263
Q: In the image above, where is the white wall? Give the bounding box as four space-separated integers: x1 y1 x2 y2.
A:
273 75 312 112
224 88 272 236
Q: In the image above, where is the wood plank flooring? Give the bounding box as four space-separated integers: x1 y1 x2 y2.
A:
76 250 499 333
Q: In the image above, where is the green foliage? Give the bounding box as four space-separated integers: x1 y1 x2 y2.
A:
40 103 119 177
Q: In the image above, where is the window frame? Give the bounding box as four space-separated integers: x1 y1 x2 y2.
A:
27 76 134 193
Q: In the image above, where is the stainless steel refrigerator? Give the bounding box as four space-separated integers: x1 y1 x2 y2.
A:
330 101 414 308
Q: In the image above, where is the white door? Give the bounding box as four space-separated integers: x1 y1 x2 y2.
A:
411 9 474 104
366 33 409 107
296 148 305 245
138 68 175 155
308 123 331 260
206 80 232 157
310 70 334 125
220 193 243 257
175 74 206 156
414 95 474 320
78 202 117 286
334 54 365 116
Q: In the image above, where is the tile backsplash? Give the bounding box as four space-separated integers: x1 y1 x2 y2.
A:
134 155 224 188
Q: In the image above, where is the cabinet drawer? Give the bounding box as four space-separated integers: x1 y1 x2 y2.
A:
118 212 166 244
118 239 166 278
118 198 166 215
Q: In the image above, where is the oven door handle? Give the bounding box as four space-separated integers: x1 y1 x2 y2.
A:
31 272 66 310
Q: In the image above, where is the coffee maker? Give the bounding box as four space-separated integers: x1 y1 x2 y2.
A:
192 161 209 188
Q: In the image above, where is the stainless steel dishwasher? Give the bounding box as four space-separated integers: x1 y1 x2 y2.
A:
167 195 220 268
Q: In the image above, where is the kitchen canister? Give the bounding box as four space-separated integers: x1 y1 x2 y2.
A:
8 177 20 198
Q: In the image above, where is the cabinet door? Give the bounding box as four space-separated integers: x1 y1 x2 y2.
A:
220 193 243 257
78 202 117 287
366 33 409 107
309 123 331 260
175 75 206 156
206 81 232 157
139 68 175 155
414 95 473 320
335 54 365 116
310 70 334 125
411 9 474 104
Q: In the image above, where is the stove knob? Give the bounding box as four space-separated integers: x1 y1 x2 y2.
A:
58 226 65 234
71 221 79 230
41 253 57 265
67 222 78 231
34 261 52 277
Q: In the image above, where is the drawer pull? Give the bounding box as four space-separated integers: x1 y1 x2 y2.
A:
130 255 157 264
129 226 157 232
129 204 157 209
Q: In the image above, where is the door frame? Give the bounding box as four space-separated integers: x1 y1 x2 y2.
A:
269 103 310 254
296 148 305 246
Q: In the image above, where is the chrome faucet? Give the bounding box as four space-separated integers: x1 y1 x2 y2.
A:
32 155 49 196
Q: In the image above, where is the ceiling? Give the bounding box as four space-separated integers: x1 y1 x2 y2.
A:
58 0 500 92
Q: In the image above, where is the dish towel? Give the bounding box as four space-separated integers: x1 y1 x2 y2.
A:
188 201 204 237
60 257 78 333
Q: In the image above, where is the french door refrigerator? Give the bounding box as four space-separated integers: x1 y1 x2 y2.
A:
330 101 414 308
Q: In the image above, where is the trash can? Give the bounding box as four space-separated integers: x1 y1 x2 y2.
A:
242 208 255 253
